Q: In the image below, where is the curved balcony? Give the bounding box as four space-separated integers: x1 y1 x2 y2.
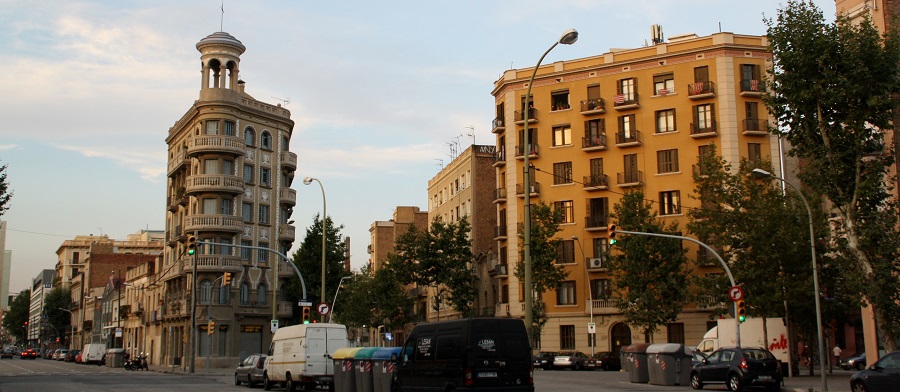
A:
187 135 245 156
279 224 296 241
280 188 297 206
185 174 245 195
281 151 297 171
167 150 190 177
184 214 244 233
184 254 242 272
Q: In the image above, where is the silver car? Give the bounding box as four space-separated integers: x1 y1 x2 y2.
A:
234 354 267 387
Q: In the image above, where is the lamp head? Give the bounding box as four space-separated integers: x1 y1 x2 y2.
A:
287 220 295 225
559 28 579 45
751 168 773 179
303 177 314 185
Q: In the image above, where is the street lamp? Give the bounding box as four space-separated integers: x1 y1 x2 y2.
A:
330 276 353 323
303 176 327 320
751 168 827 392
523 28 578 346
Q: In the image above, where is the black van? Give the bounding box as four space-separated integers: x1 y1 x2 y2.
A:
392 318 533 391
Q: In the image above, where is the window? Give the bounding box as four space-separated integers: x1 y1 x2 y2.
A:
587 197 608 227
667 323 686 344
589 158 604 179
693 104 715 131
223 121 235 136
552 125 572 146
242 203 253 223
260 168 271 187
220 198 232 215
660 190 681 215
656 109 676 133
281 206 292 224
657 149 679 173
616 78 636 102
741 64 762 91
222 159 234 175
618 114 636 139
553 162 573 185
557 239 575 264
560 325 576 350
261 131 272 149
199 280 212 304
748 143 762 165
556 281 576 305
258 283 267 304
590 279 612 299
518 128 538 155
205 120 219 135
623 154 639 182
281 135 289 151
240 283 250 305
259 205 270 224
653 73 675 95
745 102 761 130
204 159 218 174
694 66 709 82
551 90 570 110
243 164 254 184
244 127 255 146
202 198 217 214
240 240 252 260
257 247 269 263
585 119 605 147
554 200 574 224
218 282 230 304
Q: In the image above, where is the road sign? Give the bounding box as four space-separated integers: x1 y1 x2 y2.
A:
728 286 745 302
298 301 313 307
588 323 596 334
271 319 279 333
317 302 330 316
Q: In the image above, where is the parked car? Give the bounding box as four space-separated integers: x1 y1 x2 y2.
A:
234 353 266 387
690 347 782 392
1 349 15 359
594 351 622 371
533 351 557 370
690 349 708 368
552 351 597 371
55 348 69 361
43 349 54 359
20 349 37 359
850 351 900 392
65 349 80 362
842 352 867 371
75 352 83 364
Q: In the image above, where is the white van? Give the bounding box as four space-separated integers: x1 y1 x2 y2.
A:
263 323 347 391
81 343 107 365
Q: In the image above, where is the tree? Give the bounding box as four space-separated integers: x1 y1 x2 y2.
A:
765 0 900 351
3 290 30 342
43 287 72 344
514 202 568 343
608 191 690 342
0 162 12 217
386 217 478 316
286 213 351 325
335 265 412 333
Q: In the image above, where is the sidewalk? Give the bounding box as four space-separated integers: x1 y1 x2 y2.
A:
782 368 854 392
149 363 233 375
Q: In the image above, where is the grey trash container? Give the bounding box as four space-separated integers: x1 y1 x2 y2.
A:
333 347 362 392
647 343 693 386
372 348 401 392
622 343 651 383
106 348 127 368
354 348 379 392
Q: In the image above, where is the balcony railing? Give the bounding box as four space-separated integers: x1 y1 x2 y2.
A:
491 117 505 133
494 187 507 202
184 254 242 271
279 224 295 241
585 214 608 230
690 121 718 138
615 130 641 146
613 93 639 109
580 98 606 114
582 134 607 150
692 164 713 178
515 182 540 196
617 171 643 187
742 119 769 135
184 214 244 233
514 144 539 158
740 79 765 95
185 174 245 195
493 149 506 166
494 225 507 239
688 81 716 99
591 298 620 311
490 264 509 277
280 151 297 170
187 135 245 156
583 174 609 190
514 108 537 124
167 150 189 176
280 188 297 206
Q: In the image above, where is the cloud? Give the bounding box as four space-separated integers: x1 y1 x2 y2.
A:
0 144 19 151
53 144 165 183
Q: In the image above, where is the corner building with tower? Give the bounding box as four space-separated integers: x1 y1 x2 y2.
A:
490 32 783 353
162 31 297 368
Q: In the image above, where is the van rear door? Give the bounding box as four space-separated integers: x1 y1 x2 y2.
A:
306 326 347 376
469 320 532 389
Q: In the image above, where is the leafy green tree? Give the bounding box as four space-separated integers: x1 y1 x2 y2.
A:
3 290 30 342
765 0 900 351
386 218 478 316
0 162 12 217
43 287 72 344
514 202 568 344
285 213 351 324
608 191 690 342
335 266 412 332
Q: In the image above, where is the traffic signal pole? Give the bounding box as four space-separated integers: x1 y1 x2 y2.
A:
613 229 741 348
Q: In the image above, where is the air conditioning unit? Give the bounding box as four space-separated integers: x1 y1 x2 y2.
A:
587 258 605 270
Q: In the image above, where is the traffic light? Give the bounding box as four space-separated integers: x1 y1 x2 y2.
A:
608 224 618 245
187 235 197 255
222 272 232 286
737 300 747 322
23 321 28 326
302 307 311 324
208 320 216 335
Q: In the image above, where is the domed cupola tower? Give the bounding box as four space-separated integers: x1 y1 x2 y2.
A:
196 31 246 99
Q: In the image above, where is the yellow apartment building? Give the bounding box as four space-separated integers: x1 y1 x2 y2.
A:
491 32 781 354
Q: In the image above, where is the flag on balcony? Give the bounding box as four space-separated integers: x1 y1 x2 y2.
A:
693 82 704 94
750 79 759 91
613 94 625 104
657 89 669 96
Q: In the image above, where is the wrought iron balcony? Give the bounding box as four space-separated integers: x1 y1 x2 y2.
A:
493 149 506 167
585 214 609 231
615 130 642 146
494 225 507 240
740 79 765 96
742 119 769 136
583 174 609 190
613 93 639 110
690 121 718 138
514 108 538 124
515 182 540 197
514 144 540 159
688 81 716 99
617 171 643 187
580 98 606 114
491 117 505 133
494 187 507 203
582 134 607 151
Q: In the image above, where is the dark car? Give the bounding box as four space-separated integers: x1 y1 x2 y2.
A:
1 349 15 359
690 347 781 392
552 351 596 371
690 349 708 368
65 349 81 362
594 351 622 371
533 351 557 370
850 351 900 392
234 353 266 387
842 352 867 371
20 349 37 359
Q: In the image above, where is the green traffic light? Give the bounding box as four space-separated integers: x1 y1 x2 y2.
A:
739 315 746 323
609 238 617 245
303 320 310 324
188 249 195 255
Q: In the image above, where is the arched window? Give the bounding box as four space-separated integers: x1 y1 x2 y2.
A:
257 283 267 305
244 127 255 146
261 131 272 150
240 283 250 305
199 280 213 304
219 282 231 305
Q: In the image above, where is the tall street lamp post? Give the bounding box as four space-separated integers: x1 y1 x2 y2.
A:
751 168 827 392
56 308 74 350
303 177 327 320
522 28 578 346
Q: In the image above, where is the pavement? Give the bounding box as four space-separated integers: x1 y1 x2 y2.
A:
780 368 855 392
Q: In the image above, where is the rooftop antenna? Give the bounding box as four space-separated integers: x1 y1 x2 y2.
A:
651 24 664 45
465 126 475 145
435 159 444 169
271 96 291 107
220 1 225 31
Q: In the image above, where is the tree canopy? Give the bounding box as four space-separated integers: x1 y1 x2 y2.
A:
3 290 31 343
286 213 351 324
0 162 12 217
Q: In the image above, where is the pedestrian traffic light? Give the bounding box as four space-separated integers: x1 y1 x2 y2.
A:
608 224 617 245
737 300 747 322
222 272 232 286
302 307 311 324
187 235 197 255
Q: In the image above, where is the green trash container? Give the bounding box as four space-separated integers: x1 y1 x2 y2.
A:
354 348 380 392
333 347 363 392
372 348 401 392
622 343 651 383
647 343 693 386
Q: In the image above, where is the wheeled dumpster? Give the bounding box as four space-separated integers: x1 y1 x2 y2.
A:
106 348 127 368
646 343 693 386
354 347 380 392
372 348 402 392
333 347 363 392
622 343 651 383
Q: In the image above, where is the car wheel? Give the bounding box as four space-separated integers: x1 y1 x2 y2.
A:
727 374 743 392
235 374 242 385
690 372 703 390
573 362 582 371
852 381 869 392
263 373 272 390
248 377 257 388
284 373 295 392
856 362 865 371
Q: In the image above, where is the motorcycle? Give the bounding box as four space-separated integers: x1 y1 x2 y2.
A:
124 353 148 371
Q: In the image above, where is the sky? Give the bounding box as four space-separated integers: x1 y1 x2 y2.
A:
0 0 837 294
